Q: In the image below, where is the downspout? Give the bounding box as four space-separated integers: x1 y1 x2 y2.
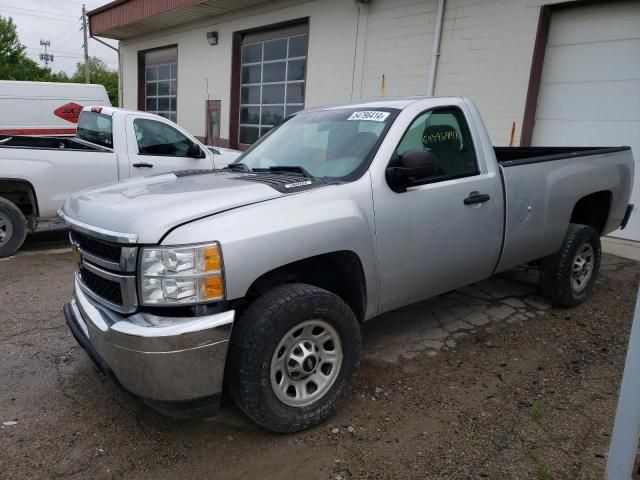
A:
427 0 446 96
90 34 121 107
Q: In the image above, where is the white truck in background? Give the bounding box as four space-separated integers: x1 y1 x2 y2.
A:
0 81 111 136
0 106 241 257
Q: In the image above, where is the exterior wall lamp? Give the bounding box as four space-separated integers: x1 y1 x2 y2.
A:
207 31 218 46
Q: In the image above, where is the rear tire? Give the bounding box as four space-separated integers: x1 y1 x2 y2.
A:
540 223 601 307
0 198 28 258
227 283 361 433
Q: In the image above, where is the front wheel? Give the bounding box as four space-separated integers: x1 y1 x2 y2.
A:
227 283 361 433
540 223 601 307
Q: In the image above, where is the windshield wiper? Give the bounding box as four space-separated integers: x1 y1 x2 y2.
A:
253 165 314 178
223 162 251 172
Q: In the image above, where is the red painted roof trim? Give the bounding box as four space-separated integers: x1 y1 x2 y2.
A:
88 0 204 36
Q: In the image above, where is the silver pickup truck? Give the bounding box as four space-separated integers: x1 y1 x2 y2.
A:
60 96 634 433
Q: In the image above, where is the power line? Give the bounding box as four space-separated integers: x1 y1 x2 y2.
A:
26 51 117 64
28 47 90 55
56 0 100 7
50 21 83 47
0 4 78 21
52 20 80 44
26 44 118 63
0 9 78 23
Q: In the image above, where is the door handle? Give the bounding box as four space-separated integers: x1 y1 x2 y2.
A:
132 162 153 168
464 191 491 205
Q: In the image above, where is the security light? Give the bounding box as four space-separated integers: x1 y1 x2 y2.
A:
207 31 218 46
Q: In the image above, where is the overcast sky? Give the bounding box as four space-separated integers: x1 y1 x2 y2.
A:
3 0 119 75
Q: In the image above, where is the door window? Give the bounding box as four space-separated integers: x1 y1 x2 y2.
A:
133 118 191 157
393 107 479 184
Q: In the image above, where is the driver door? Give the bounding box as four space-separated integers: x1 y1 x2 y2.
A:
373 105 504 314
126 116 211 178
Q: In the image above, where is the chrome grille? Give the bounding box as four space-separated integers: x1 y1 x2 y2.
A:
69 228 139 314
69 231 137 273
71 231 121 263
79 266 123 306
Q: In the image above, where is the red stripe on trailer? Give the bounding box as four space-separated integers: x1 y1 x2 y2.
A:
0 128 77 136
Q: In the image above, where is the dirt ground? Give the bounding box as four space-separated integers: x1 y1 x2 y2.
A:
1 229 639 479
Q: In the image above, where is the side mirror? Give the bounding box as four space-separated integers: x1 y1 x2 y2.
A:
188 141 204 158
386 150 439 193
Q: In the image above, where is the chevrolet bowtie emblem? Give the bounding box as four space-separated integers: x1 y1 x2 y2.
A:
71 242 81 267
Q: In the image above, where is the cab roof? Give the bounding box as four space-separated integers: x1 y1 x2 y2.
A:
303 96 464 113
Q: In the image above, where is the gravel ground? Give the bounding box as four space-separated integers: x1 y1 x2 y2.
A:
1 230 639 479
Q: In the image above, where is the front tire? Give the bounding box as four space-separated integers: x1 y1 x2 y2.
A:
540 223 601 307
0 198 28 258
227 283 361 433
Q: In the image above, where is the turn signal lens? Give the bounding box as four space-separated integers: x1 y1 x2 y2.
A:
202 275 224 300
204 246 221 272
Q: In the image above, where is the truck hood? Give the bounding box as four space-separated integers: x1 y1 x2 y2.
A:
62 171 285 243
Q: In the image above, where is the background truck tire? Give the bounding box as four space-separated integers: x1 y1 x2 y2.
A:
0 198 28 258
540 223 601 307
227 283 361 433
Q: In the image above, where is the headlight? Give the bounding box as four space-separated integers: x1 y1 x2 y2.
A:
139 243 224 306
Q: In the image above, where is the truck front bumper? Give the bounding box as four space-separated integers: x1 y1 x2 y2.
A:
63 277 234 418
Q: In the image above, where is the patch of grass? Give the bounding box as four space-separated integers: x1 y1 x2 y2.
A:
550 433 570 444
529 451 555 480
530 401 544 421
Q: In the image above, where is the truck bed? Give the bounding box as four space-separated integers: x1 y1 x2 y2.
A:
494 145 634 275
494 146 631 167
0 135 104 151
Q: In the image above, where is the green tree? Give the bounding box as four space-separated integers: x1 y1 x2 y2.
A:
0 15 51 81
0 16 118 106
71 57 118 106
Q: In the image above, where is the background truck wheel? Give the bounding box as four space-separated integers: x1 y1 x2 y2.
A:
227 283 362 433
540 223 601 307
0 198 27 258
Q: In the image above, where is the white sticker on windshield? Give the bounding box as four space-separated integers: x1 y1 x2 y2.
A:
347 111 390 122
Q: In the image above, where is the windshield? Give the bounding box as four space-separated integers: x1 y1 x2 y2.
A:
236 107 399 180
76 111 113 149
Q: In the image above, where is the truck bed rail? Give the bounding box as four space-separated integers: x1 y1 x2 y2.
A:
495 146 631 167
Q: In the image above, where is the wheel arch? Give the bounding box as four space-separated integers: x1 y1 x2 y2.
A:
569 190 612 235
0 178 39 229
238 250 368 322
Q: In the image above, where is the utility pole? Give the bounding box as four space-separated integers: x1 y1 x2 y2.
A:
81 4 90 83
39 39 54 68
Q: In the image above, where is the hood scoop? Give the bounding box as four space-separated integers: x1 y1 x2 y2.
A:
173 169 215 178
232 173 326 193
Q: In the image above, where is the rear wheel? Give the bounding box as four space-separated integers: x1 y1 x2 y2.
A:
0 198 27 258
227 283 361 433
540 223 601 307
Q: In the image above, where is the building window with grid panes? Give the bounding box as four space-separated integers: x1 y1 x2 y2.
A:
238 31 307 145
141 46 177 122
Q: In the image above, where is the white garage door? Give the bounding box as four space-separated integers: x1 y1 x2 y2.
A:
532 0 640 240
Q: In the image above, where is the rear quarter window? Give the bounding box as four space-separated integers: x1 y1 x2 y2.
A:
76 111 113 149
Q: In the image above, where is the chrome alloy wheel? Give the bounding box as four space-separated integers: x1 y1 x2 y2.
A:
0 212 12 248
270 319 343 407
571 243 594 292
